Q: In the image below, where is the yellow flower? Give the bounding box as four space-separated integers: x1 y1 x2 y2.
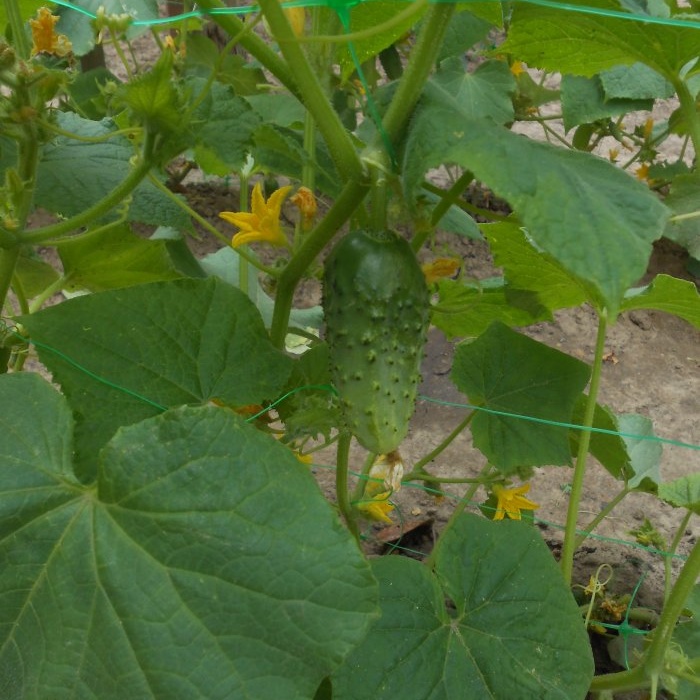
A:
29 7 72 57
510 60 527 77
356 491 394 524
491 482 539 521
219 182 292 248
421 257 461 285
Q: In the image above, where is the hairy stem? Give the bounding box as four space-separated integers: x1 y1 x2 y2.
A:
336 432 360 541
257 0 363 182
664 511 692 604
5 0 30 59
561 309 608 584
20 157 153 245
195 0 298 98
405 411 474 477
378 3 455 148
672 77 700 158
574 486 630 550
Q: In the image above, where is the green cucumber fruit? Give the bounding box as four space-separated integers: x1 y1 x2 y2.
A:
323 229 429 454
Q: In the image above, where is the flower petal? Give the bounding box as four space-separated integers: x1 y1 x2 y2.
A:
267 185 293 216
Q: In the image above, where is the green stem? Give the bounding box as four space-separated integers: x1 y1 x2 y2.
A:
588 666 649 695
424 464 494 569
20 156 153 245
377 3 455 148
28 274 71 314
404 473 485 485
421 181 509 222
238 175 250 297
257 0 363 182
672 77 700 157
336 432 360 541
0 247 21 316
298 0 428 44
664 511 693 604
574 486 630 550
269 178 370 348
351 452 377 504
5 0 30 59
405 411 474 477
428 170 474 225
561 309 609 584
1 91 40 313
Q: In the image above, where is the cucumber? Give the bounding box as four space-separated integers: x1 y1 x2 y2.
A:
323 229 429 454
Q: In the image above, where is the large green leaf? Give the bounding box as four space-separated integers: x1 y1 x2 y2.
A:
119 51 182 134
57 222 181 291
190 79 261 174
332 513 593 699
560 74 652 131
482 220 590 312
431 277 549 339
501 0 700 81
620 274 700 327
570 401 661 491
0 373 377 699
424 58 515 124
451 322 590 471
437 8 494 62
404 110 668 314
599 62 674 101
34 113 191 230
19 277 293 481
253 124 341 197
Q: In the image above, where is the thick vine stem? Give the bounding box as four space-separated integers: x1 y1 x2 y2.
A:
195 0 299 99
256 0 364 183
377 2 456 149
19 156 153 245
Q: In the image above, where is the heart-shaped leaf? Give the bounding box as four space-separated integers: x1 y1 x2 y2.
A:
20 278 293 481
451 322 590 471
0 373 377 699
332 513 593 699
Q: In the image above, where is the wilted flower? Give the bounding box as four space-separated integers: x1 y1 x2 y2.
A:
29 7 72 57
421 257 461 285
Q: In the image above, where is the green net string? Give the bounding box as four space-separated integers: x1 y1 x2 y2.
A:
45 1 700 30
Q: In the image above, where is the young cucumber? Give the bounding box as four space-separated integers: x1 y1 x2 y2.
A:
323 229 429 454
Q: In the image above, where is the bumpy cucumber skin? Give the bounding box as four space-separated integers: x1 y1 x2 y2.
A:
323 230 429 454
